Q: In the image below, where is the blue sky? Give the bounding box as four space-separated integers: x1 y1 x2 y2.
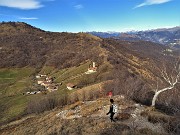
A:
0 0 179 32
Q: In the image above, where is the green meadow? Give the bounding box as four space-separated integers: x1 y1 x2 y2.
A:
0 62 111 124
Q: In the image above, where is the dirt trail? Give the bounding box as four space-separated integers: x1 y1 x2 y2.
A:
0 96 168 135
56 96 167 134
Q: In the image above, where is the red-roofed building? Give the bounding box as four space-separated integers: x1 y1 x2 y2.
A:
66 83 76 90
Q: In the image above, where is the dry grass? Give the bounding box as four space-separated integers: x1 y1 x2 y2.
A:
0 96 172 135
141 109 180 134
116 113 131 121
64 101 83 110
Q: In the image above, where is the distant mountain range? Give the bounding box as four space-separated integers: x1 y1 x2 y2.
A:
88 26 180 49
87 31 121 38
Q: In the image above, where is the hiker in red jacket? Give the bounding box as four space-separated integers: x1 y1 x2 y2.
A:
106 99 116 122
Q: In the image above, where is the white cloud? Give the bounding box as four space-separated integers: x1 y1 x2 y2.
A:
0 13 38 20
18 17 38 20
74 4 84 9
0 0 43 10
134 0 172 9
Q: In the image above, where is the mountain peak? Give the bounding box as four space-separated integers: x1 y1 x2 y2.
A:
0 21 44 34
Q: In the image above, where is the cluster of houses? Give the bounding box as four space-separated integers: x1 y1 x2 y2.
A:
36 75 58 92
25 74 59 95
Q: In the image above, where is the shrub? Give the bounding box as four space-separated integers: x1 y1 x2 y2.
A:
26 93 68 114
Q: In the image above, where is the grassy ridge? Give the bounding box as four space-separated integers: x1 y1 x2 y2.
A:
0 68 36 124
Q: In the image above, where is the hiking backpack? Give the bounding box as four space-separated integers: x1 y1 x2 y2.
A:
113 104 118 113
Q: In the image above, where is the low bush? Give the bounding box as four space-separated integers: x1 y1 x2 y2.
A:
26 93 68 114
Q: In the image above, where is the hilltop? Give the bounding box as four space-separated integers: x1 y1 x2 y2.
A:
0 22 103 68
0 22 180 134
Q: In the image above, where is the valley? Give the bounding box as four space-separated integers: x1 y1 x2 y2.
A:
0 22 179 135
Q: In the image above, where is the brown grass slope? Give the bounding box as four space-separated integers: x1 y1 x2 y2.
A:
101 39 180 114
0 95 174 135
0 22 103 68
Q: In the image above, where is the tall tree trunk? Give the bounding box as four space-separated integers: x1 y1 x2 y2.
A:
151 86 173 107
152 91 161 107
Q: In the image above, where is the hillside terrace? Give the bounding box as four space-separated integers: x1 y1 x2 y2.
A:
24 62 98 95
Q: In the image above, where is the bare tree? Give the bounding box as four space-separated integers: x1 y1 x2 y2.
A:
151 62 180 107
